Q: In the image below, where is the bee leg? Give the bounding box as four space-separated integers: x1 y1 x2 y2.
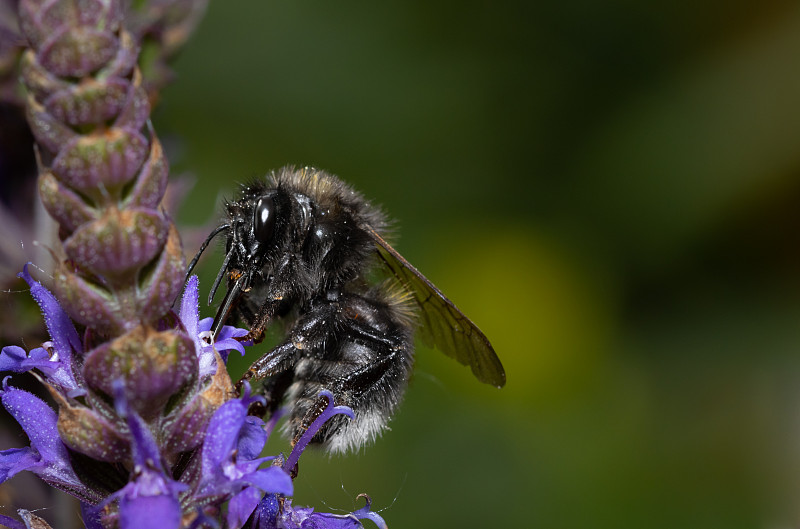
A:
235 299 280 344
235 299 337 396
241 368 295 420
236 340 299 393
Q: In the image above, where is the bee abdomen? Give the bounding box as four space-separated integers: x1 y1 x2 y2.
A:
283 292 414 453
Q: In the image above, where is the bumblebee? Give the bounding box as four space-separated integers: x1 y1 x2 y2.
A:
190 167 505 453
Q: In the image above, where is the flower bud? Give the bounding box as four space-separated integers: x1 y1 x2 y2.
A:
83 325 198 419
63 208 168 277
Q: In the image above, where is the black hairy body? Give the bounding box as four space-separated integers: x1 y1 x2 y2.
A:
194 166 505 454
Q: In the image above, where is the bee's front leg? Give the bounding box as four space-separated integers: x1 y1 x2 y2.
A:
232 296 282 344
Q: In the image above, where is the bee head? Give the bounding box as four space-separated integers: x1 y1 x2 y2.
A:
222 187 289 287
205 176 314 337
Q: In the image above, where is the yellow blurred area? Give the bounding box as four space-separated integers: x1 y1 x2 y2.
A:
419 223 612 407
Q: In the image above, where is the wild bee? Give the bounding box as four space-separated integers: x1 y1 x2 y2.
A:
189 167 505 453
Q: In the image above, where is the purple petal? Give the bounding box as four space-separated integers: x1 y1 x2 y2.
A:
0 447 40 482
198 318 250 346
18 263 82 360
250 493 280 529
227 486 263 529
202 393 262 471
0 383 85 493
215 322 250 342
202 401 245 470
100 429 188 529
179 276 200 347
101 454 189 529
0 513 26 529
113 380 160 465
0 346 31 371
181 278 219 377
276 499 314 529
212 337 246 359
351 495 388 529
196 331 217 377
119 493 181 529
197 317 249 365
238 416 267 461
301 512 364 529
276 496 386 529
197 318 213 333
80 502 104 529
197 390 291 502
1 384 67 467
0 346 80 394
283 390 355 473
241 467 292 497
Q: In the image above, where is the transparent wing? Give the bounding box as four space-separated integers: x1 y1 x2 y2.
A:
365 227 506 388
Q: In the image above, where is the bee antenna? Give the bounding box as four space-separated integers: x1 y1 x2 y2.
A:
208 246 235 305
185 224 230 280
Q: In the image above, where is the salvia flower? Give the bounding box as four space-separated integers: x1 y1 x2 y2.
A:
196 385 291 529
0 271 247 514
1 0 391 527
0 377 92 503
96 380 190 528
251 495 387 529
1 274 387 528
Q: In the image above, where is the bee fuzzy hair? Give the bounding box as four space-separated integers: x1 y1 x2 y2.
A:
268 166 390 235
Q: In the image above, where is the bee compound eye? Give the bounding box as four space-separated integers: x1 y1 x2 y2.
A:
253 196 277 244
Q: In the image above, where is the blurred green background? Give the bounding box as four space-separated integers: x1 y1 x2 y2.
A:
156 1 800 528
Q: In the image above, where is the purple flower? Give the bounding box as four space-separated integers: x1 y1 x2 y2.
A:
0 380 99 504
249 489 389 529
0 264 84 396
0 266 247 524
180 275 250 377
245 392 388 529
94 381 189 529
196 386 292 528
264 495 387 529
0 267 385 528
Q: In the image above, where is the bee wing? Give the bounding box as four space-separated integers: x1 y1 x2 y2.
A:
365 227 506 388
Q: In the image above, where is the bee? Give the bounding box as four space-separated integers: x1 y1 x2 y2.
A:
189 167 505 453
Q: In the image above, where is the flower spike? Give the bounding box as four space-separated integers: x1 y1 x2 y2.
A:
1 1 392 526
